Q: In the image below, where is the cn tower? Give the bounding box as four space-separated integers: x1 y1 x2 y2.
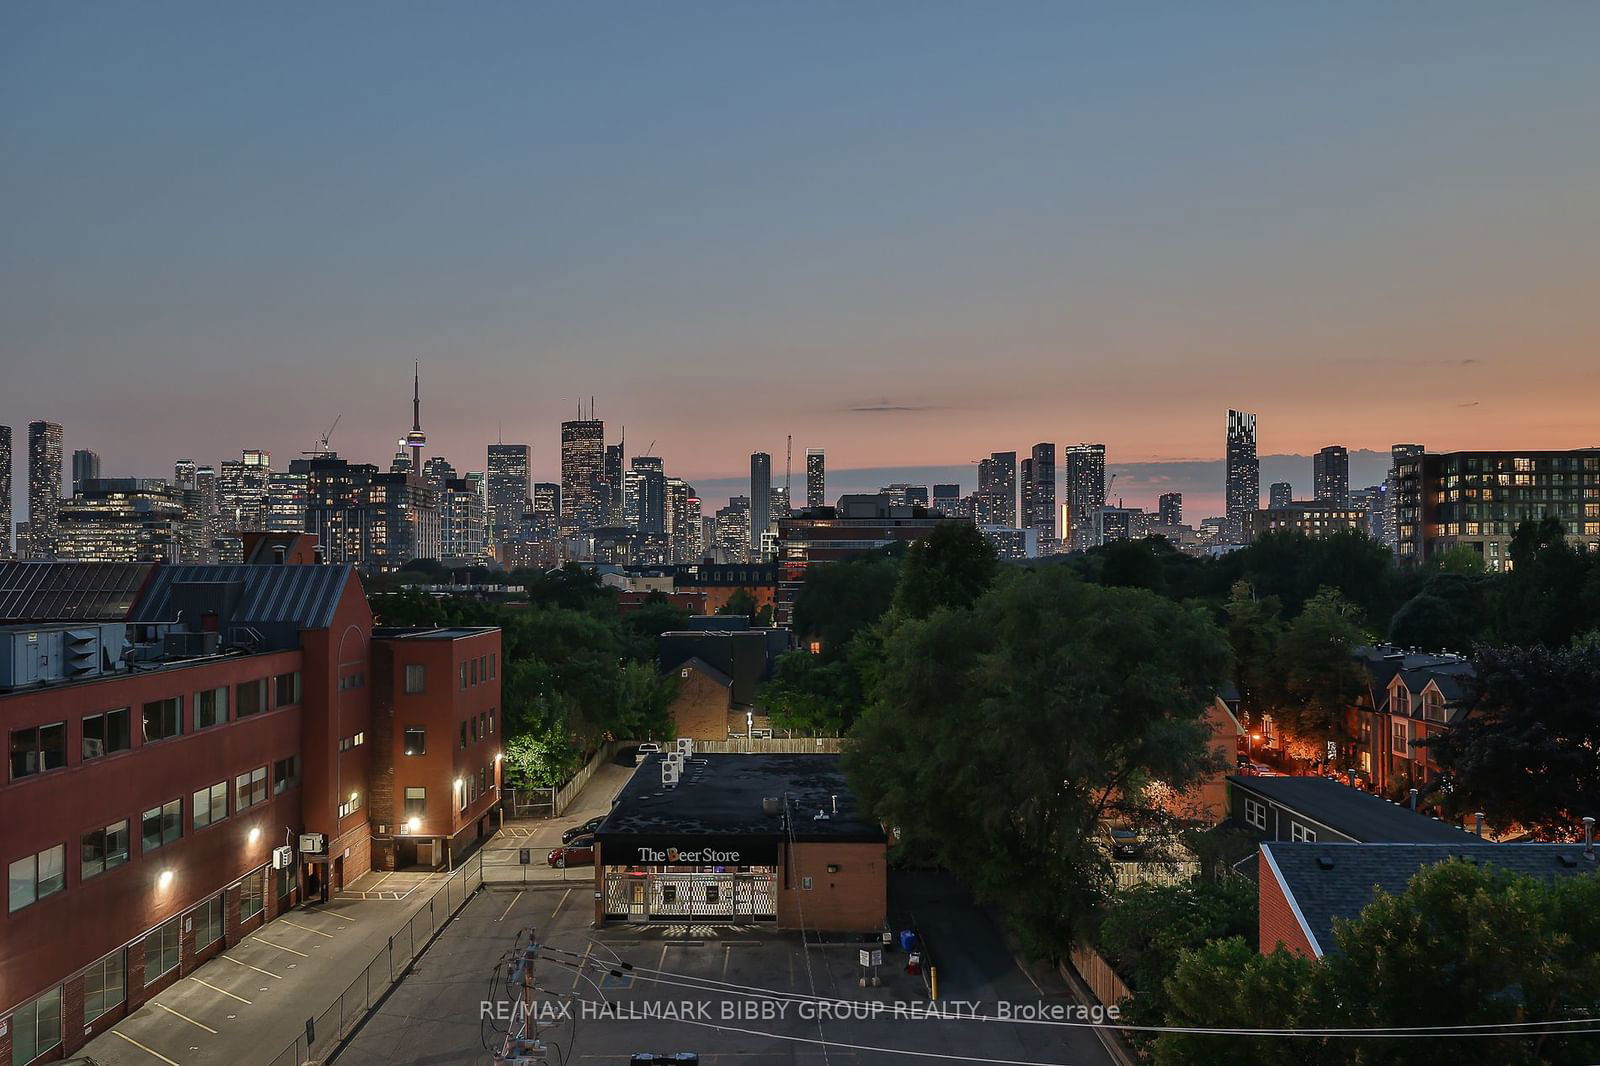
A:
399 361 427 471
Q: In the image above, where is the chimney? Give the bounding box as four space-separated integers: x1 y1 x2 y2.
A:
273 545 287 565
1585 816 1595 862
1474 812 1485 837
1408 788 1419 811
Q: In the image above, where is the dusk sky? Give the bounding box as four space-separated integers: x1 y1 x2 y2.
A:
4 2 1598 520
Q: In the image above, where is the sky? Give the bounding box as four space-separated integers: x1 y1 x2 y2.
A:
3 2 1599 524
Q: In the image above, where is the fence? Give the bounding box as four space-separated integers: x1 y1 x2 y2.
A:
264 851 485 1066
1066 942 1132 1013
693 737 845 754
503 740 622 820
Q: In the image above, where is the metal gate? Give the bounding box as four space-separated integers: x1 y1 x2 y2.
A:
604 871 774 922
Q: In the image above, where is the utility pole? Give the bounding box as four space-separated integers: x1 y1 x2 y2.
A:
493 932 547 1064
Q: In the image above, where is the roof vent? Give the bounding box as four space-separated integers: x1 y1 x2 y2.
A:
1316 854 1335 870
1559 853 1578 868
762 797 781 815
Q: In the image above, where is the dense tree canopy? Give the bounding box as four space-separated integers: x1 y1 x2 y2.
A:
846 566 1232 955
1155 860 1600 1066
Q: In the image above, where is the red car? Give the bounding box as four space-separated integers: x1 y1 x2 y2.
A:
548 836 595 868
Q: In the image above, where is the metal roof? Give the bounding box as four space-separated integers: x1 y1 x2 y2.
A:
0 562 156 623
129 564 354 630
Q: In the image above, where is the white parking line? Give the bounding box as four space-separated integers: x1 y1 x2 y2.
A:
277 918 335 939
218 954 282 979
189 976 252 1004
113 1029 182 1065
154 1001 219 1034
497 890 523 922
550 888 572 922
250 937 310 958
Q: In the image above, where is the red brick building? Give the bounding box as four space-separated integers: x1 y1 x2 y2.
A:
0 559 501 1065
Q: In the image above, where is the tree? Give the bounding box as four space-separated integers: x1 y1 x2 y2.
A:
891 522 999 620
760 650 861 735
1272 588 1367 751
1493 518 1600 648
1097 538 1169 594
1224 581 1285 734
1387 572 1491 654
790 551 899 659
846 567 1232 956
1156 861 1600 1066
1427 643 1600 837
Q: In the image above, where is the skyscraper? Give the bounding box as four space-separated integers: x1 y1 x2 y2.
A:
440 478 488 562
0 425 11 558
71 449 101 495
625 456 667 535
1063 444 1106 552
976 451 1017 527
1269 481 1294 509
1225 409 1260 543
560 418 606 532
1388 443 1425 557
217 450 271 534
1158 492 1183 527
604 444 625 526
27 420 63 559
806 448 825 510
1314 445 1350 507
173 459 197 491
194 465 219 544
750 452 772 562
532 483 561 538
486 444 531 544
421 456 455 495
0 422 10 557
931 484 961 517
265 470 310 532
1020 443 1056 551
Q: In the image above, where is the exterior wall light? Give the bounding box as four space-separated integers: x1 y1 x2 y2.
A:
158 870 174 888
249 827 262 844
407 817 421 833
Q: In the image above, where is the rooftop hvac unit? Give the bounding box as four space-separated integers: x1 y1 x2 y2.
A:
661 762 680 789
675 738 696 757
761 796 782 815
163 630 222 659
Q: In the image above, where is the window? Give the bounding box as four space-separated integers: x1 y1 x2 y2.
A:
273 755 301 795
352 731 364 747
403 727 426 755
82 708 131 760
236 678 269 718
141 799 182 852
81 820 130 880
1391 685 1411 717
659 883 677 904
194 686 229 730
275 863 293 900
1422 689 1446 723
9 984 61 1065
239 874 264 921
145 916 180 984
9 721 67 780
1243 796 1266 831
490 652 496 680
9 844 66 912
460 722 468 750
706 884 720 904
192 781 229 829
338 792 363 819
487 709 495 735
471 657 479 685
142 698 182 742
1393 719 1410 758
83 949 126 1025
236 766 268 810
404 664 425 694
1290 823 1317 843
192 894 224 948
275 671 302 707
471 717 479 743
404 787 426 817
460 662 467 690
459 780 468 813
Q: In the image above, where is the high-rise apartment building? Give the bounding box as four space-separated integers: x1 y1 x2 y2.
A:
532 483 561 538
931 484 962 517
173 459 197 491
604 444 625 526
1395 449 1600 569
560 420 606 533
0 425 11 559
1020 443 1056 552
1269 482 1294 510
486 444 531 543
1314 445 1350 507
1387 443 1425 555
366 472 440 569
441 478 488 562
806 449 825 510
715 496 752 564
625 457 667 536
26 421 63 560
194 466 219 544
1224 410 1260 543
421 456 455 496
1063 444 1107 552
1158 492 1183 527
976 452 1017 527
750 453 772 562
71 450 101 496
292 455 378 565
265 471 310 533
53 479 204 562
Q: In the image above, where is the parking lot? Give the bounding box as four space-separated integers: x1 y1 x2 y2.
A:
335 871 1114 1066
482 760 634 886
76 875 452 1066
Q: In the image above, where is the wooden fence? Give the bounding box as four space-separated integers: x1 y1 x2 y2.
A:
692 737 845 754
1068 942 1132 1013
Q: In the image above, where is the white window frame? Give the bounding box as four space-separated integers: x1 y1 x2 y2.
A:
1291 822 1317 843
1243 796 1267 831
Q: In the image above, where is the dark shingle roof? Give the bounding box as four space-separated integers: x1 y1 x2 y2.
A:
0 562 156 622
1263 842 1598 957
129 564 354 630
674 656 734 689
1230 775 1475 843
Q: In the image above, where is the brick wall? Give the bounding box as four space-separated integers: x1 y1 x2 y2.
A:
777 842 886 932
1257 852 1317 957
668 667 734 740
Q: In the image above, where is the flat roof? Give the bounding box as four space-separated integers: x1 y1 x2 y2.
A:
372 626 498 641
598 754 885 844
1231 775 1475 844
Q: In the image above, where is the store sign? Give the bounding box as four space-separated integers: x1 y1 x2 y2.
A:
637 846 742 864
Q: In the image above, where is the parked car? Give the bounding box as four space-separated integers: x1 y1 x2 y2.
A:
562 815 603 844
548 836 595 868
635 742 661 765
1101 825 1143 860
